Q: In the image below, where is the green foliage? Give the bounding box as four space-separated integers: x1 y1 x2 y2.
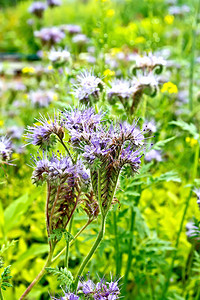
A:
170 120 199 140
45 267 73 290
0 265 13 291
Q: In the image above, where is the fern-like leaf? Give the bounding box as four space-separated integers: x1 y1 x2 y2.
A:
45 267 73 289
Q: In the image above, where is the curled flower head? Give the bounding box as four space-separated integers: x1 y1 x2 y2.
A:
132 53 166 74
28 1 47 18
26 114 64 148
74 71 104 104
0 136 12 162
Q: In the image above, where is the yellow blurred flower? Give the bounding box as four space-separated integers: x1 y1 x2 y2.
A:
53 94 58 101
106 9 115 17
12 153 20 160
135 36 146 44
164 15 174 25
48 65 53 70
22 67 35 74
0 120 4 127
103 69 115 77
161 82 178 94
185 137 198 147
110 47 121 56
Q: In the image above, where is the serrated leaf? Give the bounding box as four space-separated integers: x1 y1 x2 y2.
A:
170 120 199 140
153 136 176 150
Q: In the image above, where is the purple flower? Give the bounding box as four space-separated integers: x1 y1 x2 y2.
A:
145 149 162 162
48 47 70 63
107 79 134 102
26 115 64 148
143 119 157 133
7 126 24 140
34 27 65 46
186 221 200 241
47 0 62 8
60 24 82 34
0 136 12 162
74 71 104 103
194 189 200 210
28 2 47 18
28 90 57 107
72 34 89 45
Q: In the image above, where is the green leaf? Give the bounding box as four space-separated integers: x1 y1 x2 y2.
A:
0 240 17 255
4 193 33 232
170 120 199 140
153 136 176 150
45 267 73 289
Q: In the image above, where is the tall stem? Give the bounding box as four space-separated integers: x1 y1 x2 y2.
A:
161 189 193 299
113 210 120 276
73 215 106 292
0 290 4 300
65 216 74 268
19 249 54 300
189 0 200 111
122 194 140 296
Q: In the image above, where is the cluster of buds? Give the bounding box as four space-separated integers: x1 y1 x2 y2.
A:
28 0 62 18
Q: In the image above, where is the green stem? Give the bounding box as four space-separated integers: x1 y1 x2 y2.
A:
0 289 4 300
51 219 91 264
113 210 120 276
161 189 193 299
73 215 106 292
58 139 74 164
19 249 54 300
189 0 200 111
65 216 74 268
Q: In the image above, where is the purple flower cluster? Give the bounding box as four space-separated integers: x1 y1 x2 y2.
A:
78 278 120 299
31 152 89 186
28 2 47 18
60 24 82 35
0 136 12 162
107 79 135 102
34 27 65 46
28 90 57 107
145 149 162 162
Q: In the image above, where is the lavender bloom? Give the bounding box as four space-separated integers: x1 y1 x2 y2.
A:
194 189 200 210
47 0 62 8
169 5 190 16
28 2 47 18
34 27 65 46
28 90 57 107
133 53 166 71
0 136 12 162
74 71 104 103
48 47 71 63
7 126 24 140
26 115 64 148
7 82 26 92
60 293 79 300
60 24 82 34
107 79 135 102
72 34 89 45
78 278 120 299
186 221 200 241
145 149 162 162
143 120 157 133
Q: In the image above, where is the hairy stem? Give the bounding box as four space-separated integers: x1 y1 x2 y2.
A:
73 215 106 292
19 249 54 300
58 139 74 163
65 216 74 268
113 210 120 276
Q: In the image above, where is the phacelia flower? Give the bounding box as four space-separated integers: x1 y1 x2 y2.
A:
0 136 12 162
78 277 120 299
133 53 166 73
26 115 64 148
74 71 104 103
47 0 62 8
47 47 70 63
28 2 47 18
145 149 162 162
28 90 57 107
34 27 65 46
107 79 135 103
72 34 89 45
60 24 82 35
142 120 157 133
